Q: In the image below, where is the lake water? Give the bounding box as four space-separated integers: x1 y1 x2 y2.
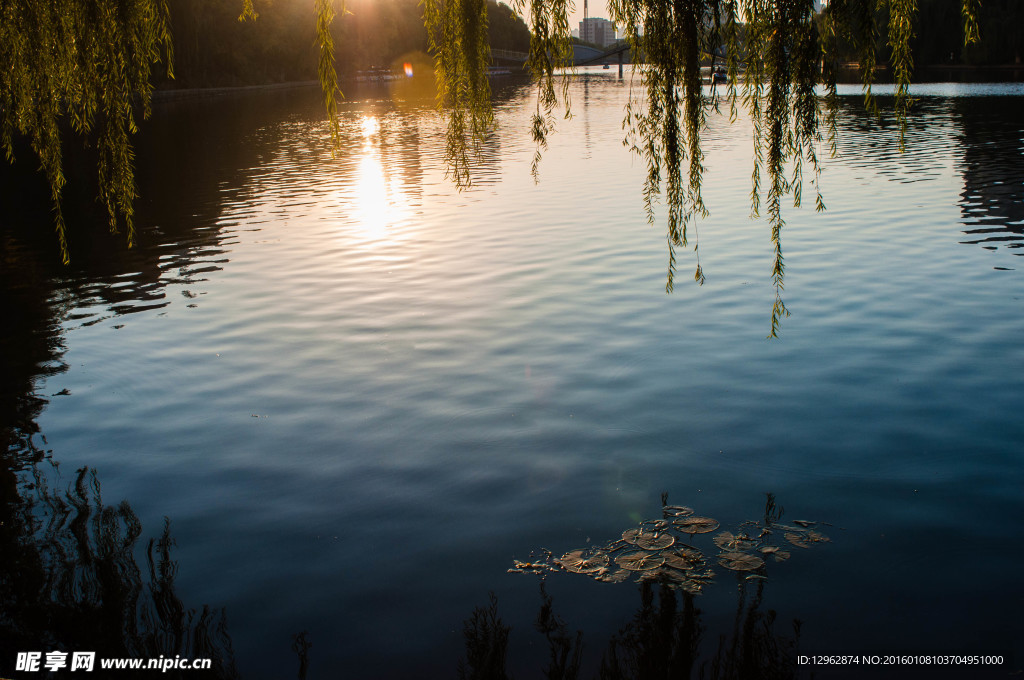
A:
2 71 1023 679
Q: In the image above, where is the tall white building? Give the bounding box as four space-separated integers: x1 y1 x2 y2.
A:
579 17 616 47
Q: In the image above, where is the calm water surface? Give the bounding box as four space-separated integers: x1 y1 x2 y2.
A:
2 73 1023 679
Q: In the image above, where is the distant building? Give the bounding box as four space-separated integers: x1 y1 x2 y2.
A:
579 17 616 47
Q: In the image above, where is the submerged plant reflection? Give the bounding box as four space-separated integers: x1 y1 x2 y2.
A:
0 465 239 678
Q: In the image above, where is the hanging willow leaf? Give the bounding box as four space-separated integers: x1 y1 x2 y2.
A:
423 0 495 187
0 0 174 262
673 516 720 534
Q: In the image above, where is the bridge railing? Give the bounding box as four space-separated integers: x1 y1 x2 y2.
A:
491 49 530 62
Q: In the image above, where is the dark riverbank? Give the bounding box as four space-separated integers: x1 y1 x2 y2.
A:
835 63 1024 83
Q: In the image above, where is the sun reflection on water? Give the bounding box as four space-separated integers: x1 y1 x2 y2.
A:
360 115 380 137
347 115 411 243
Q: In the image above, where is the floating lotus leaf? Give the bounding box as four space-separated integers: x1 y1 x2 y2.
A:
674 543 705 559
639 567 692 584
615 551 666 571
713 531 757 551
662 548 704 570
680 580 705 595
718 552 764 572
673 516 720 534
605 540 631 553
622 528 642 544
635 531 675 550
507 557 548 573
792 519 816 528
786 530 830 549
596 569 631 583
556 550 610 574
663 505 695 518
642 519 671 530
758 546 790 561
784 532 808 548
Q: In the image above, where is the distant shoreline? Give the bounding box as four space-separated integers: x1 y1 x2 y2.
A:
152 80 321 102
835 63 1023 84
150 62 1023 102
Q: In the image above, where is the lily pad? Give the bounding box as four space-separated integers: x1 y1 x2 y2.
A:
596 569 631 583
622 528 643 544
717 552 765 572
639 567 691 584
673 516 720 534
642 518 671 530
680 580 705 594
792 519 816 528
615 551 666 571
713 531 757 551
663 505 695 518
662 547 705 570
758 546 790 561
636 531 675 550
786 530 830 549
556 550 610 574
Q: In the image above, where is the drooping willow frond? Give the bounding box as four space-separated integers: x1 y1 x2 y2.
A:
419 0 981 336
315 0 343 153
611 0 723 291
424 0 496 186
0 0 173 263
518 0 574 181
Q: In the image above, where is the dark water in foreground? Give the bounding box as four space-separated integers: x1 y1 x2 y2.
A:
2 74 1023 679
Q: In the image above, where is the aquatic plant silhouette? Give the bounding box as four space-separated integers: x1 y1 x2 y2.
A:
0 465 239 679
458 593 512 680
461 572 808 679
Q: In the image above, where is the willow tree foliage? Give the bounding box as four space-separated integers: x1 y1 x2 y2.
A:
0 0 173 263
424 0 981 335
1 0 981 334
